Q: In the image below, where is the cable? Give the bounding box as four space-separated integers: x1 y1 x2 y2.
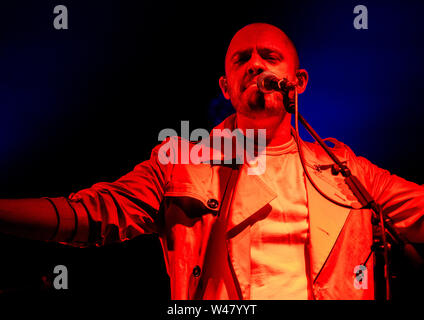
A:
291 88 391 299
291 88 359 210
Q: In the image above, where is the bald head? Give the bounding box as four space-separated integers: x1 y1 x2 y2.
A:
225 23 300 74
219 23 308 121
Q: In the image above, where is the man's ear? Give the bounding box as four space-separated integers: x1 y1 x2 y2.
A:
295 69 308 94
219 76 230 100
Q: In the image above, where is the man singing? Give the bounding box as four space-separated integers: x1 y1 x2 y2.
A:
0 23 423 300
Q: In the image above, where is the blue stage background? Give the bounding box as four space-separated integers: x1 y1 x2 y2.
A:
0 0 423 300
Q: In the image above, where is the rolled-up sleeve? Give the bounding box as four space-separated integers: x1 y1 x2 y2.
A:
65 141 173 246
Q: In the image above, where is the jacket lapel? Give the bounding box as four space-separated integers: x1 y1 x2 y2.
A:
305 175 352 282
298 138 358 282
226 164 277 233
211 116 358 294
224 158 353 297
225 164 277 300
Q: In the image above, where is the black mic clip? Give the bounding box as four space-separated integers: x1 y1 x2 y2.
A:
278 78 297 94
257 71 297 95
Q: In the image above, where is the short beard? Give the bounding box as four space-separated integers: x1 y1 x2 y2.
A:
241 91 282 119
247 91 265 110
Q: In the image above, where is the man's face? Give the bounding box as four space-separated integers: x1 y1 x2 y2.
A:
221 24 299 119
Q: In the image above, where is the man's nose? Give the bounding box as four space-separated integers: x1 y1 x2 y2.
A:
247 54 265 76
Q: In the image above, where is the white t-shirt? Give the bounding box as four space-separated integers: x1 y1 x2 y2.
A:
249 137 311 299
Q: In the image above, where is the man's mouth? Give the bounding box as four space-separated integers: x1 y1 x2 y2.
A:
242 80 257 92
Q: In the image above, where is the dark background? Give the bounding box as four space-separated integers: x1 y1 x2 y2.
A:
0 0 423 303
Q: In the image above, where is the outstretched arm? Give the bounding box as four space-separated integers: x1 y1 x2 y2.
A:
0 197 88 243
351 154 424 243
0 140 173 246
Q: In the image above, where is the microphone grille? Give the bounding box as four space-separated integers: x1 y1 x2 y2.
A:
257 71 279 93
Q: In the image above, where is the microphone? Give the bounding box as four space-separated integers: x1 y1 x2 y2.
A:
257 71 297 94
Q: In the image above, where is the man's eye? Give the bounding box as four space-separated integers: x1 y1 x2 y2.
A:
265 55 280 62
235 54 250 64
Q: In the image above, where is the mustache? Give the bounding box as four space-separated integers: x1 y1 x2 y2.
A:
247 91 266 110
241 75 259 92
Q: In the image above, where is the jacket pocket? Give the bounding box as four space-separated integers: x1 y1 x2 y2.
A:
164 182 221 218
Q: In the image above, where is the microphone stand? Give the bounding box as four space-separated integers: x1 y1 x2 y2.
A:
283 93 424 300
